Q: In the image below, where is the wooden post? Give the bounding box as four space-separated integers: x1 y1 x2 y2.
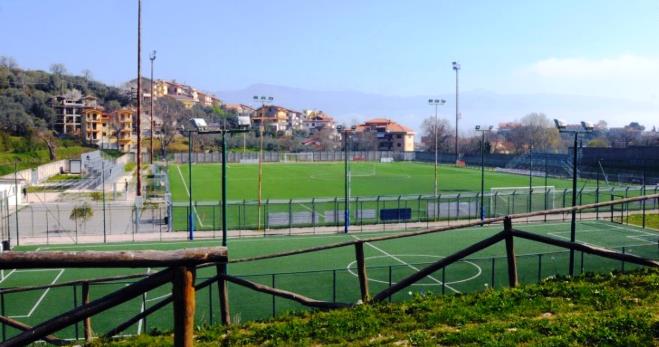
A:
503 216 518 288
81 282 92 342
355 241 369 302
173 266 195 347
216 263 230 325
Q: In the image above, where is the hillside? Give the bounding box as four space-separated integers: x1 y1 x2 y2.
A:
92 269 658 346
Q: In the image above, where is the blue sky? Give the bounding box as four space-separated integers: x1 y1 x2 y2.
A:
1 0 659 103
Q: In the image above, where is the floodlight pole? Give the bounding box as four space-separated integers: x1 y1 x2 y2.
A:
149 50 156 164
475 126 492 224
13 161 18 246
187 130 194 240
528 144 533 213
452 61 461 163
428 99 446 197
568 132 578 276
102 159 107 243
343 129 351 233
221 131 228 246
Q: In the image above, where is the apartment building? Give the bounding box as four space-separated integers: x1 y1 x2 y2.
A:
80 106 135 152
51 95 98 136
302 110 336 133
252 105 303 134
354 118 415 151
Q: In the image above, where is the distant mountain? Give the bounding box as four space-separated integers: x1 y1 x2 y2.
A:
216 84 659 133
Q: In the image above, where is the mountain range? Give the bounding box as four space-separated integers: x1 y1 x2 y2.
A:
216 84 659 134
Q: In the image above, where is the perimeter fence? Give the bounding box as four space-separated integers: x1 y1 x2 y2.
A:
1 184 658 245
171 185 659 234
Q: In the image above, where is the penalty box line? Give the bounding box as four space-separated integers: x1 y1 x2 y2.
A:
9 268 65 319
175 164 205 227
350 235 461 294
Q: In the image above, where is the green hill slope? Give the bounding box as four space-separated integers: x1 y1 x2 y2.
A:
93 269 658 346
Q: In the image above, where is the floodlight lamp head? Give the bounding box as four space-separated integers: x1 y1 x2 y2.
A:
475 125 481 130
488 125 494 131
581 121 594 132
337 125 344 131
253 96 258 100
351 125 356 131
452 61 460 70
554 119 567 130
237 116 251 128
191 118 208 130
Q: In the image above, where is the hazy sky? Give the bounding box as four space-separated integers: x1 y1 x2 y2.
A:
2 0 659 104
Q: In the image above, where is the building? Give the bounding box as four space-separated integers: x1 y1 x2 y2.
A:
149 79 221 109
51 95 98 136
80 106 135 152
252 105 303 134
354 118 416 151
302 110 336 133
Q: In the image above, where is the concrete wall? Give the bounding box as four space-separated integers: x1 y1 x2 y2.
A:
0 159 70 185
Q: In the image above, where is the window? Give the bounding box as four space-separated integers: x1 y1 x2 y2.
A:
397 134 402 139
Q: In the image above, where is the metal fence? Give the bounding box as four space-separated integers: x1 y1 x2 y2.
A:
1 184 657 246
171 151 416 164
1 242 656 342
171 185 659 233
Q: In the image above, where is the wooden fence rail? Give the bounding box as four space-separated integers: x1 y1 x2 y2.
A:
0 247 226 347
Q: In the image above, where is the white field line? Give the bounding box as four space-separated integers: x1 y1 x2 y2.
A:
175 164 205 227
351 235 461 294
137 267 152 335
145 293 171 303
0 269 16 284
11 269 65 319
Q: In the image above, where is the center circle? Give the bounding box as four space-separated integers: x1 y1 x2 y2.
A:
346 254 482 287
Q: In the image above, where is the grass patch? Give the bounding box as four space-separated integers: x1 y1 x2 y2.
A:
46 173 81 182
0 146 92 176
124 162 136 173
626 213 659 230
91 269 659 346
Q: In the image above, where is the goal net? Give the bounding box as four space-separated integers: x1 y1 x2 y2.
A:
489 186 555 217
282 153 313 163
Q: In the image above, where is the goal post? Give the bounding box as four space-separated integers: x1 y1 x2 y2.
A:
489 186 555 217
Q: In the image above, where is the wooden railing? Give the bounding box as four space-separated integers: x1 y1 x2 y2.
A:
0 247 227 347
0 193 657 346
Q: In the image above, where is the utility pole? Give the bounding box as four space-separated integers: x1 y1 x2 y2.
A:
136 0 142 197
149 50 156 164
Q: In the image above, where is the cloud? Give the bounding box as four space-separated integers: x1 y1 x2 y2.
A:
518 55 659 101
527 55 659 79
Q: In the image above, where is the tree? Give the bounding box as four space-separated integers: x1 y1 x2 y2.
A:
81 69 93 81
587 137 609 148
0 56 18 69
49 63 67 75
504 113 561 153
351 131 379 151
419 116 453 153
70 203 93 234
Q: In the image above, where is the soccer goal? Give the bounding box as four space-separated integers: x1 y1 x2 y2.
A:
282 153 313 163
489 186 555 217
380 157 394 163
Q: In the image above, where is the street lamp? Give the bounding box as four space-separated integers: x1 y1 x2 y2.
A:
252 95 274 231
475 125 493 224
149 50 156 164
554 118 593 276
428 98 446 197
337 125 356 233
452 61 461 163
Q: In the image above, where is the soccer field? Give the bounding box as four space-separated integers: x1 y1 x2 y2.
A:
167 162 585 202
3 220 657 341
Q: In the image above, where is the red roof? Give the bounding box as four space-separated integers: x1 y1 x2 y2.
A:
357 118 415 134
